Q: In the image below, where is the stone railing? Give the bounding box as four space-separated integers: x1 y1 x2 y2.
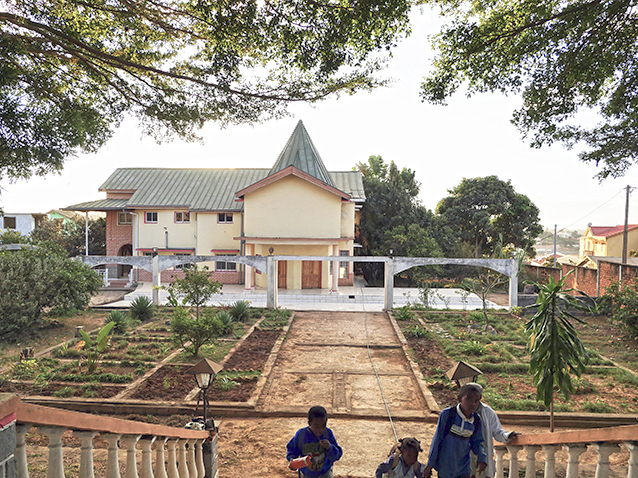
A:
0 394 215 478
494 424 638 478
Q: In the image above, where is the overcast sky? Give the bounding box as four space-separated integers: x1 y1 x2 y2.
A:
1 8 636 238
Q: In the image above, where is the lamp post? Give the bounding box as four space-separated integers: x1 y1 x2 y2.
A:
188 359 222 427
445 360 483 387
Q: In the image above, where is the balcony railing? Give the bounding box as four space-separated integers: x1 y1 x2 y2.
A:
494 423 638 478
0 394 215 478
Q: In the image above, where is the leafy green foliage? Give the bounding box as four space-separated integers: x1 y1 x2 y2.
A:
437 176 542 258
260 309 291 330
394 306 415 321
31 216 106 256
78 322 115 374
602 280 638 339
129 296 155 322
213 311 235 336
170 307 220 358
0 230 29 245
105 311 129 333
229 301 250 323
421 1 638 179
1 0 411 180
525 275 589 428
164 266 221 320
0 246 102 340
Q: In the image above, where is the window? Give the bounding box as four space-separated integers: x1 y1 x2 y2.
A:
175 253 193 270
175 212 190 223
218 213 233 224
118 212 133 225
3 217 16 229
145 212 158 223
340 250 349 279
216 254 237 271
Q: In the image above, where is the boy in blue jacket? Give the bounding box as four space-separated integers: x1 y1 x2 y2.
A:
424 383 487 478
287 405 343 478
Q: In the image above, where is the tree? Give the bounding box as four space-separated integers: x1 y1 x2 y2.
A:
524 274 589 432
31 216 106 256
0 0 412 180
436 176 542 258
356 156 442 284
0 245 102 340
421 1 638 180
164 266 222 320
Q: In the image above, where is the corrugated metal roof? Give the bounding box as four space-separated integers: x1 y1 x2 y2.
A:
268 120 335 187
330 171 366 201
64 199 129 211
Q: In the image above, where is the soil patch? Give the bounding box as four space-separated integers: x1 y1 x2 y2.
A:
129 365 195 401
0 380 122 398
211 376 259 402
222 329 281 371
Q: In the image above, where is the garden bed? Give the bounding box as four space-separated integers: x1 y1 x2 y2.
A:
396 309 638 414
129 365 195 401
0 380 123 398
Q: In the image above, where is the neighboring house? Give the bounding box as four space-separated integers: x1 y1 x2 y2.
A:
529 253 580 267
47 209 81 223
0 213 46 236
66 121 365 289
579 224 638 258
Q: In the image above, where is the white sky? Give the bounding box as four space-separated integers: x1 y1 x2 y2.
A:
1 9 637 238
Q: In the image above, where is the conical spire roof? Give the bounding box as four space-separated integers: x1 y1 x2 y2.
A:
268 120 335 187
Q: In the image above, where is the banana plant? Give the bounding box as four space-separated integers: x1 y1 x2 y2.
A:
78 321 115 374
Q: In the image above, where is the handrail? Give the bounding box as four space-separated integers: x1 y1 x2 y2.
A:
17 401 209 439
505 423 638 447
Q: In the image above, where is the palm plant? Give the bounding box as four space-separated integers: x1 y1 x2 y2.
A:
129 296 155 321
229 301 250 323
524 274 590 431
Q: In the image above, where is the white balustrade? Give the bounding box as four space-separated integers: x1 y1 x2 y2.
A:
542 445 559 478
495 447 507 478
122 435 141 478
506 445 522 478
40 426 66 478
102 433 122 478
16 424 32 478
139 436 156 478
565 444 587 478
166 439 179 478
187 439 197 478
594 443 619 478
177 439 190 478
524 445 541 478
74 430 98 478
625 442 638 478
154 437 169 478
195 439 205 478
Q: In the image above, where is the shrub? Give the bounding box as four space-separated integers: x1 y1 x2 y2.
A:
214 376 239 391
170 307 220 357
129 296 155 322
459 340 486 355
0 246 102 340
106 311 129 333
214 311 235 335
394 306 414 321
52 386 75 398
602 280 638 338
403 324 431 338
229 301 250 323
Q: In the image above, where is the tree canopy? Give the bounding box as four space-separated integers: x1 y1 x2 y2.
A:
0 0 412 180
421 0 638 179
436 176 542 258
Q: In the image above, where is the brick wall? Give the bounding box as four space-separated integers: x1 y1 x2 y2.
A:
339 272 354 286
105 211 132 256
523 265 561 284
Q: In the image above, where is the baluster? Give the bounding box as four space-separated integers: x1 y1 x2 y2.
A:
194 439 205 478
177 439 190 478
154 437 169 478
594 443 619 478
524 445 541 478
495 447 507 478
186 439 197 478
139 436 156 478
74 431 98 478
121 435 141 478
565 444 587 478
16 424 32 478
102 433 122 478
166 439 179 478
542 445 559 478
506 445 522 478
624 442 638 478
40 426 67 478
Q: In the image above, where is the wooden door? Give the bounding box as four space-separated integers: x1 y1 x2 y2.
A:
302 261 322 289
278 261 287 289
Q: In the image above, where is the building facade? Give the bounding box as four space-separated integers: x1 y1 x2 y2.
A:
67 121 365 289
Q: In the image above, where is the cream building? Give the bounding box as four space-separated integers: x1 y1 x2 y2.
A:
67 121 365 289
579 224 638 258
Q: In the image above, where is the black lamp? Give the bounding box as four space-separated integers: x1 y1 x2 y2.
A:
188 358 222 426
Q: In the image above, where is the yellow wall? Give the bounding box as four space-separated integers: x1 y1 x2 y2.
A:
253 243 334 289
340 202 355 238
244 176 341 238
195 212 242 254
580 227 638 257
137 210 196 249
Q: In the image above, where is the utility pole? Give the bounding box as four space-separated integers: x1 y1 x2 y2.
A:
553 224 557 268
622 185 631 265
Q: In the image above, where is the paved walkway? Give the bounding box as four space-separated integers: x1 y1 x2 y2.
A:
103 278 501 311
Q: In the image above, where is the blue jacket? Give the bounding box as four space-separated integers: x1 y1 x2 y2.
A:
427 405 487 478
286 426 343 478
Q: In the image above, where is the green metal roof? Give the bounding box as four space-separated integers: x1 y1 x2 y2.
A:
268 120 335 187
65 199 130 211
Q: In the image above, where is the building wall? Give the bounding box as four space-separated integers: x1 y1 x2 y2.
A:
244 176 341 239
196 212 242 254
137 209 196 250
0 214 36 236
340 202 355 238
105 211 133 256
